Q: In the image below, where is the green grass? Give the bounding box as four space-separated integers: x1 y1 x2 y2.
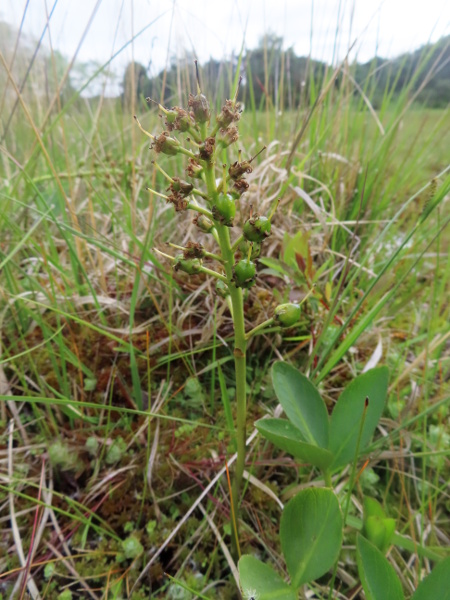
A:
0 22 449 600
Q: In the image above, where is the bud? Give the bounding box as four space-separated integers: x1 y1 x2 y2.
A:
186 158 203 179
152 132 181 156
232 259 256 288
215 279 229 298
273 303 301 327
243 215 271 242
193 213 215 233
183 241 205 259
212 193 236 227
174 254 202 275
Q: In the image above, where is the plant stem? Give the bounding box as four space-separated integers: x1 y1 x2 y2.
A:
323 469 333 488
245 317 274 341
203 153 247 537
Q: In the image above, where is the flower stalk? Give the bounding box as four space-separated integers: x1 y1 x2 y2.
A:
136 62 309 556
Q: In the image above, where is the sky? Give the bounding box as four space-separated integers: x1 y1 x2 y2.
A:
1 0 449 95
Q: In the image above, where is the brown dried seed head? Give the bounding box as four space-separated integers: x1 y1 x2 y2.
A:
218 126 239 147
168 177 194 197
198 137 216 160
183 242 205 259
186 158 203 179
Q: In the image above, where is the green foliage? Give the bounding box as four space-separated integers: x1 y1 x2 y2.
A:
271 362 329 448
357 535 405 600
239 488 343 592
256 362 389 474
106 436 127 464
121 535 144 560
281 488 343 587
412 557 450 600
357 536 450 600
362 497 396 554
328 367 389 469
255 418 333 471
239 555 296 599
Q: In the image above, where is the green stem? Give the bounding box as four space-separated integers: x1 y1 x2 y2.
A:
203 153 247 539
186 202 213 218
323 469 332 488
245 318 274 341
199 266 227 282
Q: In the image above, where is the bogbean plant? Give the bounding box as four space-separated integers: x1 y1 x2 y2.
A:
135 64 303 519
135 65 449 599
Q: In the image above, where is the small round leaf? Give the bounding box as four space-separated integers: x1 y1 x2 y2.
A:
280 488 343 588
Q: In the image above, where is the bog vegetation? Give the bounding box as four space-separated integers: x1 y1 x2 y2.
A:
0 17 449 600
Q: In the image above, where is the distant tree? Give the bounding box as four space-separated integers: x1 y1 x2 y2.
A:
122 61 150 109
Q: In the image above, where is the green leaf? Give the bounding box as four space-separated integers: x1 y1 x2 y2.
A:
362 498 396 553
364 516 396 554
272 362 329 448
238 555 296 600
329 367 389 469
412 557 450 600
255 418 333 471
357 535 404 600
364 497 387 519
280 488 343 588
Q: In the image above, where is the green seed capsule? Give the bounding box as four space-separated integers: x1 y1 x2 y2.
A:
243 215 271 242
233 259 256 288
215 280 230 298
193 214 215 233
239 240 262 260
188 92 210 124
212 193 236 227
273 303 301 327
173 254 202 275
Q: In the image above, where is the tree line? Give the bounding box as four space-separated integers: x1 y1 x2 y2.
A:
122 34 450 111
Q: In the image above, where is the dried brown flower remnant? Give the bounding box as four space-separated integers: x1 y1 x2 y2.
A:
233 179 249 195
167 177 194 197
216 99 242 129
198 137 216 161
229 160 253 180
167 192 189 212
183 242 205 259
186 158 203 179
151 132 181 156
165 107 193 132
229 146 266 180
218 126 239 148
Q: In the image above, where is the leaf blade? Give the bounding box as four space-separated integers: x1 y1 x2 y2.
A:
357 535 405 600
329 367 389 469
256 418 333 470
239 555 296 600
280 488 343 588
412 557 450 600
272 361 329 448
